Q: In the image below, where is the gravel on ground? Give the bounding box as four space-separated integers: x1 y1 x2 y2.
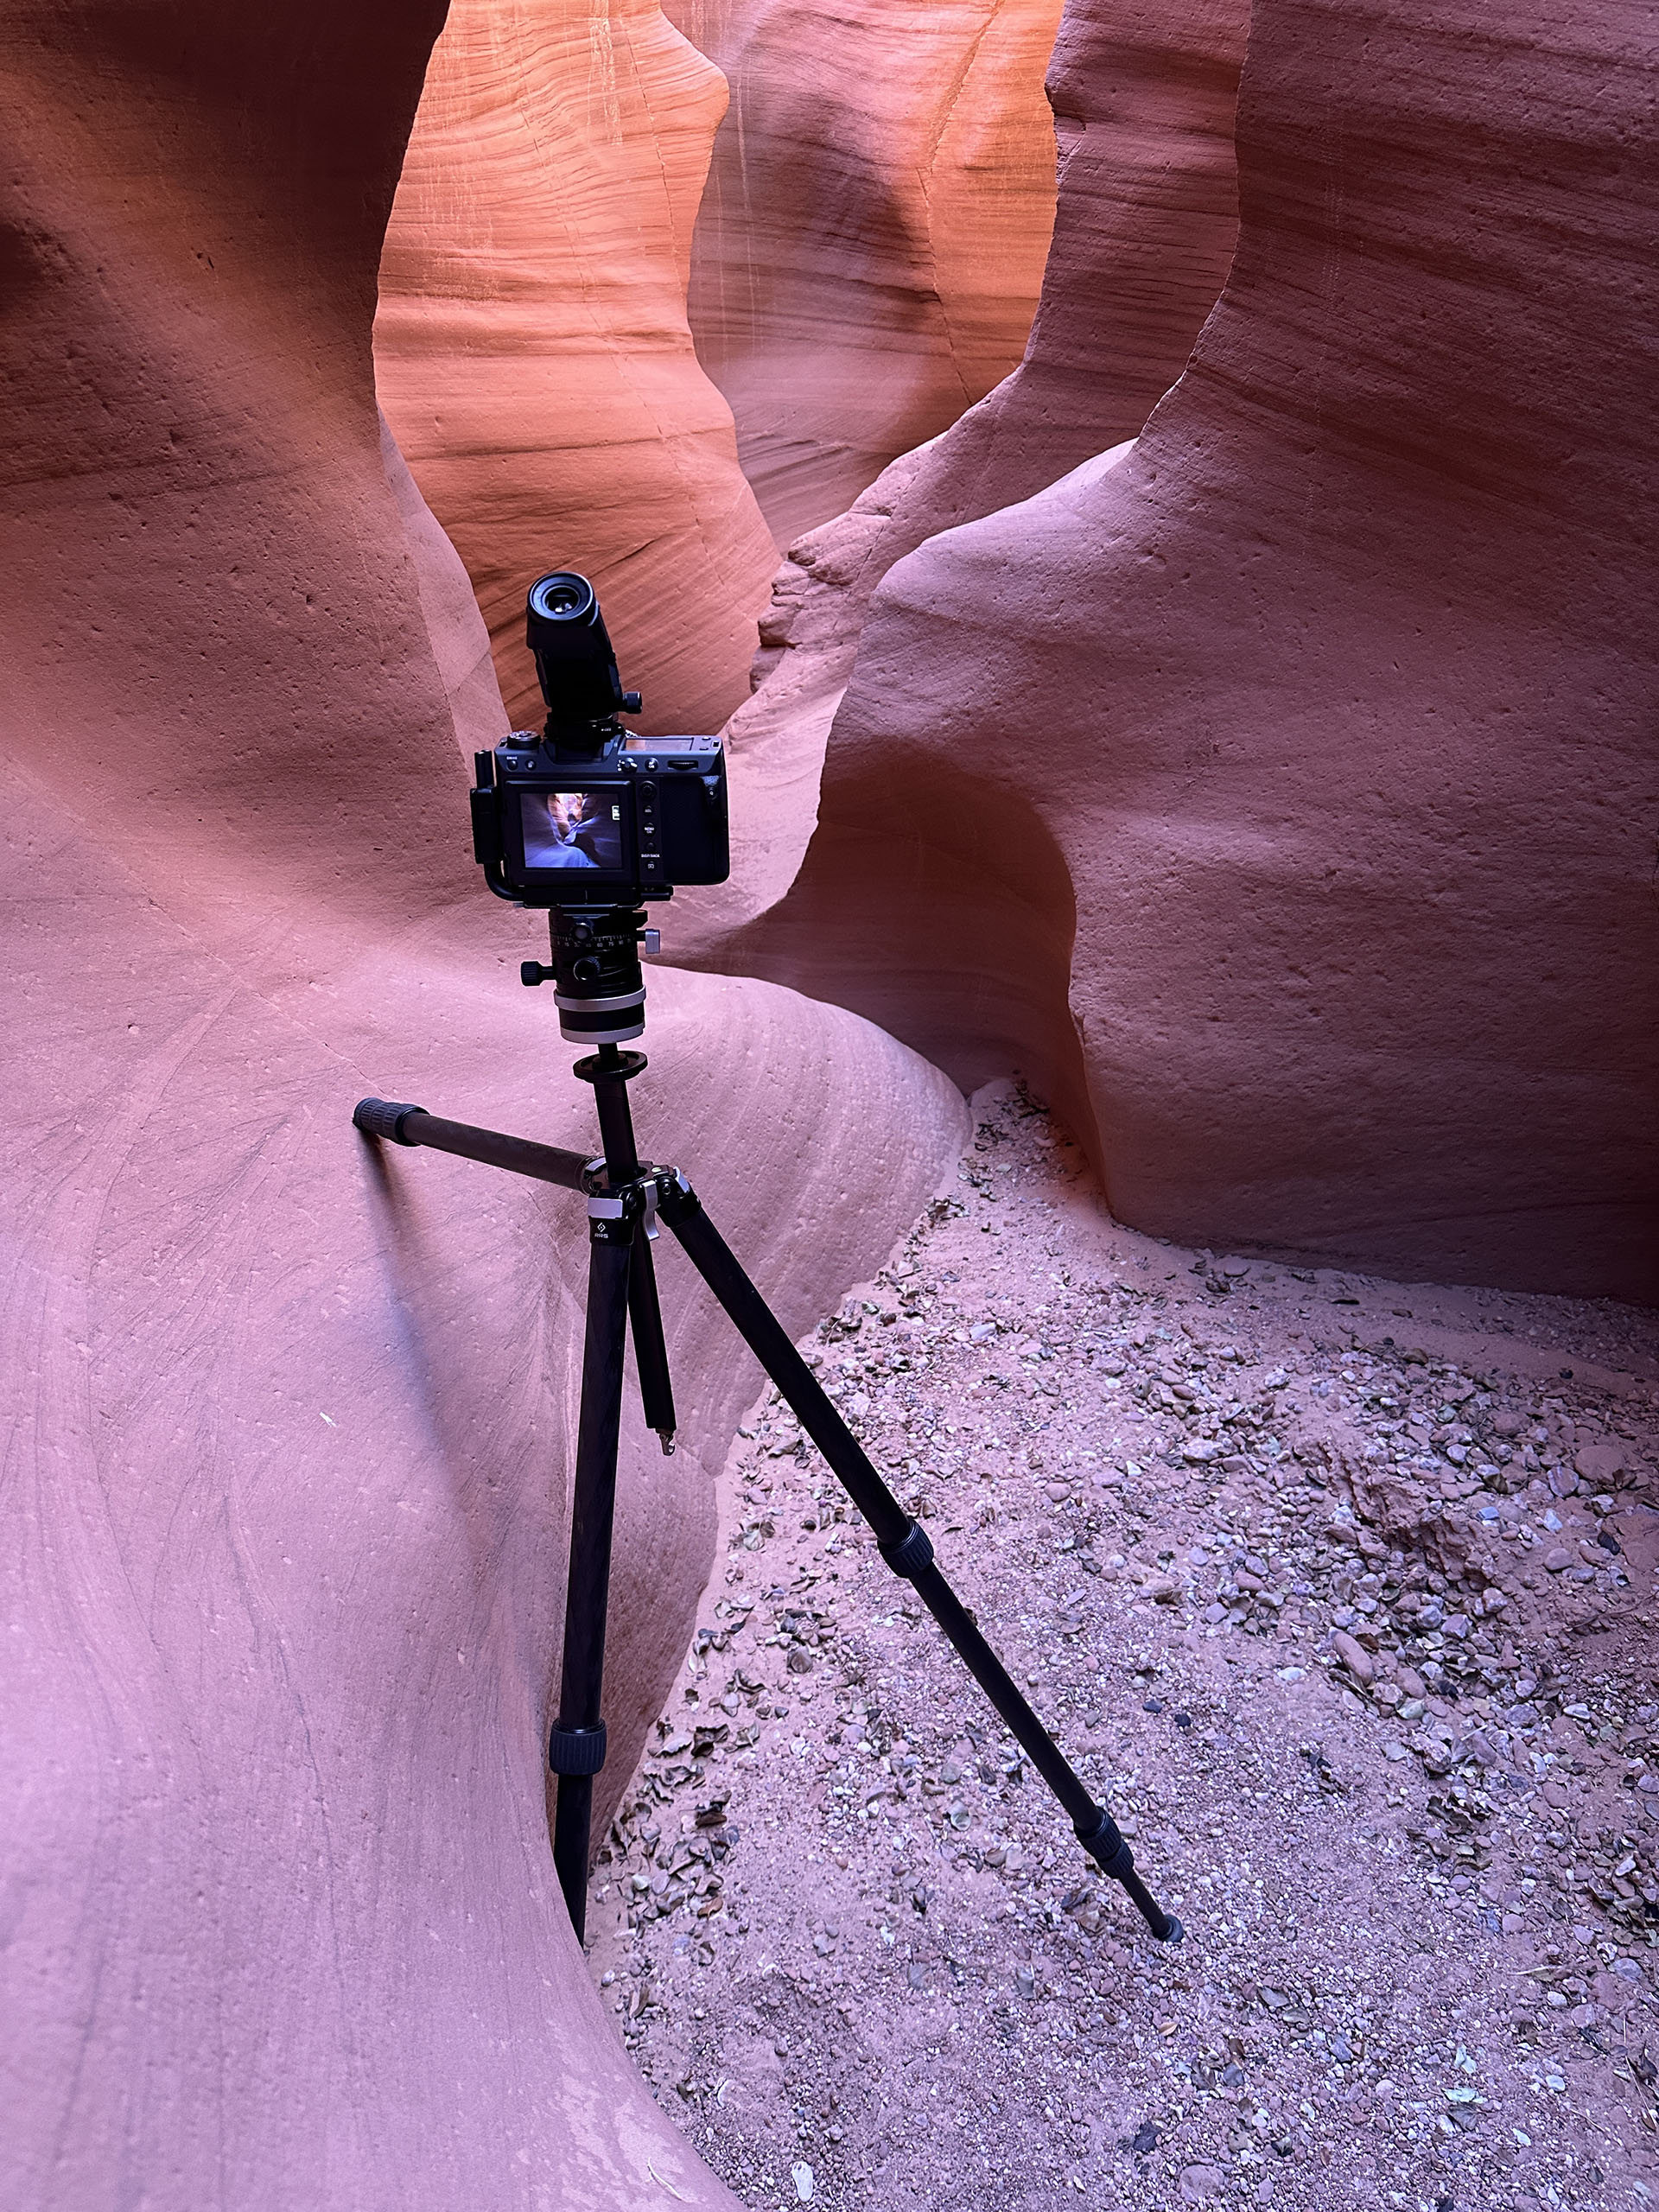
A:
584 1080 1659 2212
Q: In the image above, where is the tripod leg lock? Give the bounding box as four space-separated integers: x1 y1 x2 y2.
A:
549 1722 608 1777
1078 1811 1185 1942
878 1519 936 1580
1076 1808 1135 1883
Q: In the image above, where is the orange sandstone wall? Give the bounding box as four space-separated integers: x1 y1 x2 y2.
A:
694 0 1659 1301
676 0 1248 997
375 0 779 737
666 0 1068 545
0 5 964 2204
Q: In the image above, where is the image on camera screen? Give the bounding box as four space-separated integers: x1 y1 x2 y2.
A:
521 790 626 873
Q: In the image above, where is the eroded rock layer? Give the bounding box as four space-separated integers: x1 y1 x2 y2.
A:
0 8 964 2206
376 0 779 737
665 0 1067 543
699 0 1659 1300
671 0 1247 942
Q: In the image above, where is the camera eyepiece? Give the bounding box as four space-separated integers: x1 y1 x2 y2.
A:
528 571 597 627
525 569 642 741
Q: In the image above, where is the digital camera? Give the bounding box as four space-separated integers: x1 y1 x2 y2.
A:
470 571 729 907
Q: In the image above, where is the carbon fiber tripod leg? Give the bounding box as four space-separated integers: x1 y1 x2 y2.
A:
547 1221 632 1941
657 1173 1182 1944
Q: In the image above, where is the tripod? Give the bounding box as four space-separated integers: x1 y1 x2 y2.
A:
353 905 1181 1948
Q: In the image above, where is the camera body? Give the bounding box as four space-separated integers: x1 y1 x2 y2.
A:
469 568 730 908
471 730 728 907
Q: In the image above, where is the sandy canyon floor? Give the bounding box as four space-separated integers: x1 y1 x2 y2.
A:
584 1082 1658 2212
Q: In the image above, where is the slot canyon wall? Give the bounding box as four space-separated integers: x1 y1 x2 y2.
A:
664 0 1070 544
0 4 963 2207
6 0 1655 2195
691 0 1659 1304
673 0 1249 934
375 0 779 738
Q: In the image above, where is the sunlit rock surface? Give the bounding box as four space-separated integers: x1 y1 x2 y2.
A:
376 0 779 737
0 8 965 2204
687 0 1659 1300
674 0 1247 1004
665 0 1067 544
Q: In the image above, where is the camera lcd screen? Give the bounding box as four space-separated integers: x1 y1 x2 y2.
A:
519 789 628 876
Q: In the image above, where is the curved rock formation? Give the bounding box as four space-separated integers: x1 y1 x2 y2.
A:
0 8 964 2205
665 0 1068 544
697 0 1659 1301
375 0 779 739
676 0 1247 976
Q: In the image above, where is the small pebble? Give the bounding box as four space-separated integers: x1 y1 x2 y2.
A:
1329 1629 1374 1686
1181 2164 1225 2202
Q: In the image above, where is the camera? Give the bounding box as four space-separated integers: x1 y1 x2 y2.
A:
470 570 729 907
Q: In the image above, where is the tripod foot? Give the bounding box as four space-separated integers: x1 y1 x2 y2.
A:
1078 1810 1185 1942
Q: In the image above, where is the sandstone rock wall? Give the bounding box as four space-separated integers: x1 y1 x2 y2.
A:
376 0 779 738
0 7 964 2205
692 0 1659 1302
674 0 1248 1019
664 0 1068 544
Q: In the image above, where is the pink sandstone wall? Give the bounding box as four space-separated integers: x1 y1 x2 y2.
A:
664 0 1068 545
0 6 965 2204
690 0 1659 1302
375 0 779 739
672 0 1248 943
